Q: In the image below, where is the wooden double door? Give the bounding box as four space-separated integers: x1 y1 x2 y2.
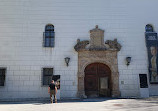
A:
84 63 111 97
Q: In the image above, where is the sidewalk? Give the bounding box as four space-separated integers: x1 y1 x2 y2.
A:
0 97 158 111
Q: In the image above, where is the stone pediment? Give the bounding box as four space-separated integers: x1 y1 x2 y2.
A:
87 25 106 50
74 25 121 51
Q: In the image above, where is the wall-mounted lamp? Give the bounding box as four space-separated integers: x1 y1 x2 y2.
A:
64 57 70 66
126 57 131 66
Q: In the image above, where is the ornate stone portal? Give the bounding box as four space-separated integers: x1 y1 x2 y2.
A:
74 25 121 98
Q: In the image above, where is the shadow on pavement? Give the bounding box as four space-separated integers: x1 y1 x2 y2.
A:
0 97 117 105
136 97 158 104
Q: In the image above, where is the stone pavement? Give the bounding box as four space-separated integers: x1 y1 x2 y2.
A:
0 97 158 111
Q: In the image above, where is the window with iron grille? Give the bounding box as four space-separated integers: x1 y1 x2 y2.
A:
0 68 6 86
42 68 53 85
43 24 55 47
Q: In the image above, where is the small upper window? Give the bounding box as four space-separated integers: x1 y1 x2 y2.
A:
145 24 154 32
43 24 55 47
0 68 6 86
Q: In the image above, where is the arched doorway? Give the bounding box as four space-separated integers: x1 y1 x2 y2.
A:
84 63 111 97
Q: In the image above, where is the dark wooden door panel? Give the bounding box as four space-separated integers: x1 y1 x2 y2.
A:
97 63 110 76
85 75 98 91
85 63 97 75
84 63 111 97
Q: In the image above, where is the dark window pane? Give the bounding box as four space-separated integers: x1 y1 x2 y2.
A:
0 70 3 75
139 74 148 88
0 69 6 86
43 76 51 85
45 32 54 38
45 32 51 37
45 25 54 31
45 38 50 47
50 38 54 47
45 69 49 75
43 68 53 85
50 32 54 36
50 26 54 30
145 24 153 32
47 26 51 30
0 82 4 86
48 68 53 75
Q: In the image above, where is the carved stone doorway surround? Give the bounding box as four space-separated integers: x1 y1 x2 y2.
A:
74 25 121 98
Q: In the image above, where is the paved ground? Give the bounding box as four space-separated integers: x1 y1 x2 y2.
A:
0 97 158 111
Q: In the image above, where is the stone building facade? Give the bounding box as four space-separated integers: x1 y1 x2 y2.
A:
0 0 158 100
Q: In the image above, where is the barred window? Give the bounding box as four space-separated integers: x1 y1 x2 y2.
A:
0 68 6 86
42 68 53 85
43 24 55 47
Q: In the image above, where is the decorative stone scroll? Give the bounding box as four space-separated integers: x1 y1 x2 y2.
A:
105 39 121 51
74 40 89 51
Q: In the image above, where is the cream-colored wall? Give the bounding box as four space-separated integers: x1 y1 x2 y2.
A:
0 0 158 99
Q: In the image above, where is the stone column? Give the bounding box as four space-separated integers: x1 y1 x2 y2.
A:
78 74 87 98
111 72 120 97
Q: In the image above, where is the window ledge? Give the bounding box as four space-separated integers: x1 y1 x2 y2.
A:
41 85 49 87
